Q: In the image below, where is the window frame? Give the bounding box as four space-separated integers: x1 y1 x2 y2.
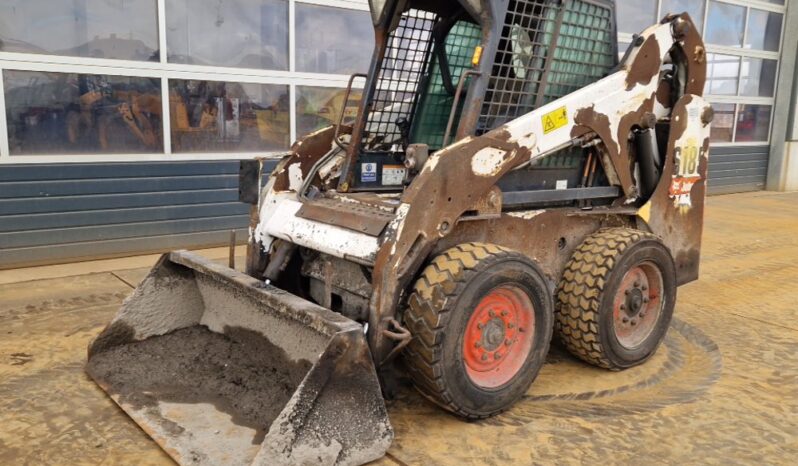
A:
0 0 371 164
617 0 786 147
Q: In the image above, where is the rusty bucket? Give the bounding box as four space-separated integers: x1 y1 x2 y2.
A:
86 251 392 466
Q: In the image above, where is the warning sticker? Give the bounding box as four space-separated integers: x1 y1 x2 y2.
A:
542 106 569 134
382 165 406 186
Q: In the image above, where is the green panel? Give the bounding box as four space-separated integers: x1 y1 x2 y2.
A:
531 145 583 169
411 21 482 150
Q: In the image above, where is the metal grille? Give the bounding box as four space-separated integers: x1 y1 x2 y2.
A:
364 9 436 150
540 0 616 103
477 0 616 134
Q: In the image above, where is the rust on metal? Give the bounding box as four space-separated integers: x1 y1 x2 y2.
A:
272 125 342 193
625 35 661 90
297 197 394 236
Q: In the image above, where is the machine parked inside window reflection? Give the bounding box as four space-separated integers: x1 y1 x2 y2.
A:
4 70 162 155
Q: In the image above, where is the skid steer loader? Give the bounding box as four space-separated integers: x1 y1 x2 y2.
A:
87 1 713 464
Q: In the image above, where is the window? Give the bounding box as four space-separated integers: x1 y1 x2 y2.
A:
168 79 289 153
706 1 746 48
0 0 159 61
617 0 657 35
660 0 704 31
4 70 162 155
709 103 775 144
740 58 777 97
710 103 735 143
694 1 783 145
296 86 362 139
0 0 788 160
736 104 772 143
745 9 783 52
706 54 740 96
295 4 374 75
166 0 288 70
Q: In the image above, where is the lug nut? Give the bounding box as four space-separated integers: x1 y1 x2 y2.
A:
475 342 482 348
634 281 641 288
477 323 484 330
640 311 647 317
505 339 513 346
519 327 525 333
631 319 638 326
643 297 650 303
507 323 515 329
620 304 626 311
481 354 489 361
501 310 509 317
494 353 502 360
622 317 629 324
625 290 631 296
488 310 496 318
642 285 648 291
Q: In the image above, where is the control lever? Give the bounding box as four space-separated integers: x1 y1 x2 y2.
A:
395 117 411 148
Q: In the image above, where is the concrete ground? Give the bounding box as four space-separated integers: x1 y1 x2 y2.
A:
1 191 797 465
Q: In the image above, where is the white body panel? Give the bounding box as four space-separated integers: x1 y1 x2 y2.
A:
261 198 381 264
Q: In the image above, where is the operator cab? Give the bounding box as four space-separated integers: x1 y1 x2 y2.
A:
334 0 618 205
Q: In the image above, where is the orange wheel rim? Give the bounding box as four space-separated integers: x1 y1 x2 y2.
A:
612 262 664 349
463 286 535 389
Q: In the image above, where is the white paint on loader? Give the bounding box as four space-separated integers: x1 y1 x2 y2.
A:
471 147 511 177
262 199 380 264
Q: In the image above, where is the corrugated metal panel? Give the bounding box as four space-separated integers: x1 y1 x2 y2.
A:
0 160 276 269
708 145 769 195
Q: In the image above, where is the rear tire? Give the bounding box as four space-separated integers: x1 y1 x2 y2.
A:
555 228 676 370
403 243 553 419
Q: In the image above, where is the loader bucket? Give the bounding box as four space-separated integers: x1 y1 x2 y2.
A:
86 251 392 466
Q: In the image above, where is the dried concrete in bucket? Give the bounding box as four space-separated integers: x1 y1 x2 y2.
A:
86 325 312 448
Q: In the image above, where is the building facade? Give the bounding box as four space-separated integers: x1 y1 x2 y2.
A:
0 0 795 267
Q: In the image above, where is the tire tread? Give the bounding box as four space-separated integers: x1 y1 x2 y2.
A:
404 242 514 420
554 228 660 370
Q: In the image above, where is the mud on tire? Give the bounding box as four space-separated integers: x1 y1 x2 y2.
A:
403 243 553 419
555 228 677 370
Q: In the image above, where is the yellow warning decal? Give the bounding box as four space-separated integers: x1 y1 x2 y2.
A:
542 106 569 134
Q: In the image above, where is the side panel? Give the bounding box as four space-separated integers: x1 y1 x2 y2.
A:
639 95 713 285
437 211 634 290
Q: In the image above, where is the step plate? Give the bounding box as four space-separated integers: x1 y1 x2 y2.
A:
296 197 395 237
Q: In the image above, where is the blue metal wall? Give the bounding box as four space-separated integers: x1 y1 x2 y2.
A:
0 145 768 269
708 145 770 195
0 160 276 269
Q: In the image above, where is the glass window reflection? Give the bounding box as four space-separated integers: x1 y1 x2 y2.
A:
166 0 288 70
0 0 158 61
295 4 374 74
4 70 163 155
745 9 782 52
168 79 289 153
740 58 777 97
660 0 704 32
706 1 745 48
709 103 735 143
616 0 657 34
705 54 740 96
296 86 363 139
735 104 772 143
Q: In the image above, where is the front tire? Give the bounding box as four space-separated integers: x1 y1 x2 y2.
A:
555 228 676 370
403 243 553 419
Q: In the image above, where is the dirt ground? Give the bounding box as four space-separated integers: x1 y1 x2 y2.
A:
1 191 797 465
